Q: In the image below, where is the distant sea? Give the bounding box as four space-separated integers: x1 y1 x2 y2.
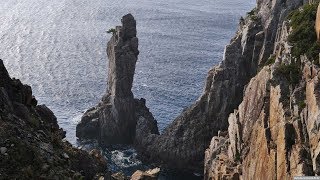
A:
0 0 255 177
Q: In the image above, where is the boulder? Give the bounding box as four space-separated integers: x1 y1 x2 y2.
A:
131 170 156 180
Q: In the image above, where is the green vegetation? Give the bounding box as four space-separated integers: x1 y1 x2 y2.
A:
275 63 301 85
247 8 256 16
288 3 320 61
235 151 241 162
247 8 259 21
106 28 116 34
298 101 306 109
265 54 276 65
27 113 40 128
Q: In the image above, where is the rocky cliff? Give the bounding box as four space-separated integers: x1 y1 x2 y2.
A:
76 14 159 145
204 1 320 179
0 60 109 179
75 0 320 177
134 0 307 172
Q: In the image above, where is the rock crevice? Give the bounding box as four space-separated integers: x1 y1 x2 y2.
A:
204 2 320 178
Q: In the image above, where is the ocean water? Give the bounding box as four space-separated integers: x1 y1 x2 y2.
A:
0 0 255 177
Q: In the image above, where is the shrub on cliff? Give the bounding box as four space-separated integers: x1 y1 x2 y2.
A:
107 28 116 35
265 54 276 65
288 3 320 62
247 8 259 21
274 63 301 85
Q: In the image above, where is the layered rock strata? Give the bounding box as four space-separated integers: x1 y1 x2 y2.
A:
135 0 306 171
204 3 320 178
204 55 319 180
78 0 314 173
0 60 109 179
76 14 159 145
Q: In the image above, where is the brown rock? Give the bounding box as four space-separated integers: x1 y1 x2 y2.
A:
131 170 156 180
316 3 320 41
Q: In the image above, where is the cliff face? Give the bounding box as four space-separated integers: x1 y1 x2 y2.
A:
76 14 159 145
204 1 320 179
135 0 306 172
75 1 320 176
0 60 109 179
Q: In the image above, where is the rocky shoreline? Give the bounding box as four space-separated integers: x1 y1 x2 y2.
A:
2 0 320 179
0 53 159 179
0 59 110 179
76 0 320 178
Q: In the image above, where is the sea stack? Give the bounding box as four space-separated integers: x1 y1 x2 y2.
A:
76 14 158 145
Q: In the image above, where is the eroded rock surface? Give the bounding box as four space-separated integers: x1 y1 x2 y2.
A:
204 2 320 178
76 14 158 145
0 60 109 179
205 60 319 180
135 0 306 171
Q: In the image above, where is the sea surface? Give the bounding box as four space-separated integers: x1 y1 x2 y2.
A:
0 0 255 178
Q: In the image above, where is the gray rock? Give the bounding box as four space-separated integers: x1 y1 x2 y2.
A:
135 0 308 171
135 9 264 171
76 0 309 171
0 147 7 155
0 59 111 179
40 143 54 154
76 14 158 145
62 153 69 159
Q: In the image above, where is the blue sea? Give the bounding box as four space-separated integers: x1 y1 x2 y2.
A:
0 0 255 178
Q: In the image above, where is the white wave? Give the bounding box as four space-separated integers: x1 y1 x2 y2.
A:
111 149 142 168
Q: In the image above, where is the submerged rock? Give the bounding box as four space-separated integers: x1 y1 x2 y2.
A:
76 14 159 145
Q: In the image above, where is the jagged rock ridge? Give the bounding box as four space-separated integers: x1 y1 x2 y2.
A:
133 0 306 172
77 0 318 175
204 1 320 179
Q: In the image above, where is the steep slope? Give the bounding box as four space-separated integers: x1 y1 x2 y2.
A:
0 60 109 179
136 0 305 171
204 2 320 179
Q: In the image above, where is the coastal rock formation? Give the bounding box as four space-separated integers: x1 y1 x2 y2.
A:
0 60 109 179
76 14 159 145
135 0 306 171
204 2 320 178
77 1 320 176
204 59 319 180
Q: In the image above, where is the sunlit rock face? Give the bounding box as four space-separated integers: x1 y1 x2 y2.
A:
204 1 320 178
316 3 320 40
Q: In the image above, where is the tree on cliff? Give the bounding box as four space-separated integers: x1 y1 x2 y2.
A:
107 28 116 35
